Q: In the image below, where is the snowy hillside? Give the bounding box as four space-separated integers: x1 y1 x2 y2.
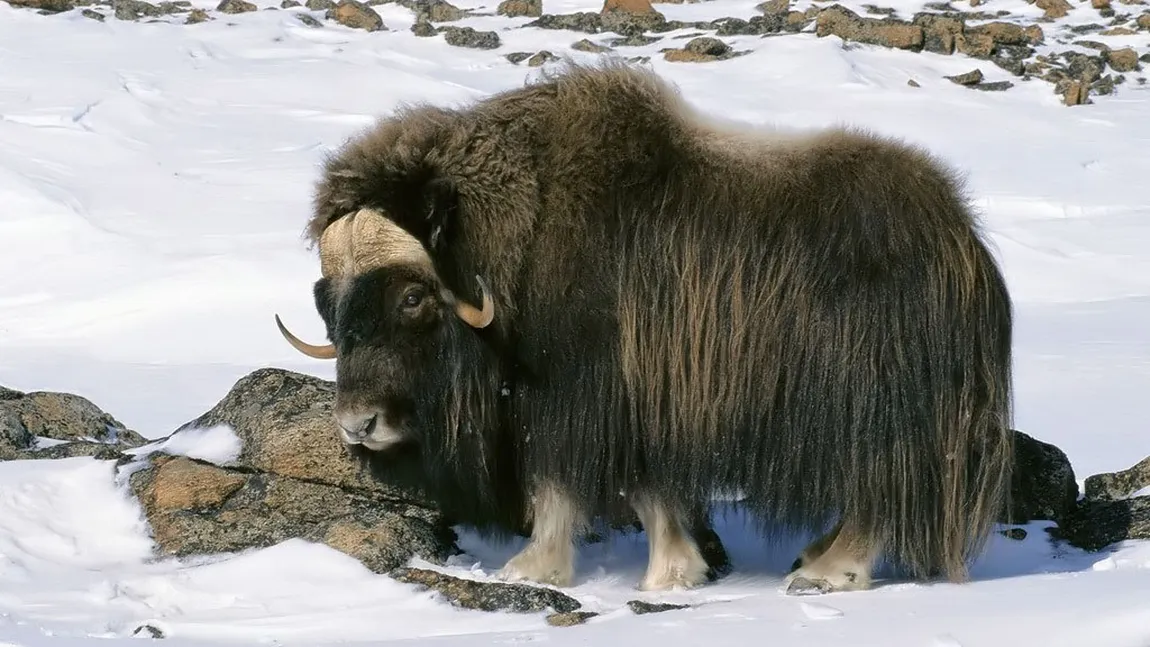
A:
2 0 1150 643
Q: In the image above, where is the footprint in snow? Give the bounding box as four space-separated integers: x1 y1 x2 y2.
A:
798 600 843 620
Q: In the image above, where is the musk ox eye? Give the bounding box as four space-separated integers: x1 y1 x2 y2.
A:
402 291 424 308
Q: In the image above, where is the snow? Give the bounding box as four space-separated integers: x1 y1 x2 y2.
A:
1 0 1149 644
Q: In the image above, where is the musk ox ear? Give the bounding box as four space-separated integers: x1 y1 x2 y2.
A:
420 174 457 253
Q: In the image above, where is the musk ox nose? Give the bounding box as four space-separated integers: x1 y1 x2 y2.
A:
336 411 378 439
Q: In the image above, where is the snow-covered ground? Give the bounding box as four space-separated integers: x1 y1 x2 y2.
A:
2 0 1149 644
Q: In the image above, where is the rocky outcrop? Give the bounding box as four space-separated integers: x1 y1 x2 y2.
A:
1085 455 1150 501
0 385 147 460
326 0 386 30
1005 430 1080 526
497 0 541 17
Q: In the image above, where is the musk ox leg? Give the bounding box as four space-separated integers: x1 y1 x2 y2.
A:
630 492 711 592
497 482 583 587
789 520 842 573
783 523 882 595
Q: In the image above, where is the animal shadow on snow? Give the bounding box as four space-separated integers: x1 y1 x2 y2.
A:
448 502 1111 599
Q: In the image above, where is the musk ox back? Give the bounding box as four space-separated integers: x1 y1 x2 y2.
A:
274 60 1014 595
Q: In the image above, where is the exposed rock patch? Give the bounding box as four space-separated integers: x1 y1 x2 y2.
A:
1085 456 1150 501
390 568 582 613
441 25 501 47
498 0 540 17
1004 430 1079 526
326 0 385 30
1 385 147 461
662 36 743 61
216 0 255 12
1054 496 1150 550
816 5 924 50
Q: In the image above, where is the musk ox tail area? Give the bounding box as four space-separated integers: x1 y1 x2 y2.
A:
616 124 1014 582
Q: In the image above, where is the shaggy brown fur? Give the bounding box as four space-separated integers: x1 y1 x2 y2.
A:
286 59 1015 592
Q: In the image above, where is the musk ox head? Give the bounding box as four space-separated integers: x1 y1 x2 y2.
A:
274 207 494 451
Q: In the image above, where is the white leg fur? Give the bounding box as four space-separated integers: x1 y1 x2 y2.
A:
630 492 710 591
783 523 881 595
497 483 581 587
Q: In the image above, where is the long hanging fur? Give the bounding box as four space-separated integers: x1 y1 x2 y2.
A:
307 59 1014 582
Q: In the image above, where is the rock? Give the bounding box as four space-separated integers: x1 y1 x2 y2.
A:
972 80 1014 90
0 387 147 454
1035 0 1072 19
5 0 74 12
1004 430 1079 525
297 11 323 25
497 0 540 16
1092 0 1110 7
908 78 921 86
1138 12 1150 29
945 68 984 85
441 25 501 48
505 51 533 63
326 0 386 29
571 37 611 52
411 19 437 34
82 7 105 18
662 36 739 62
405 0 465 22
1085 455 1150 501
527 50 558 66
607 32 660 46
306 0 332 8
114 0 163 19
546 611 599 626
757 0 788 13
1105 47 1141 72
526 12 602 32
173 368 428 502
711 14 787 35
281 0 300 6
390 567 582 613
129 454 456 573
601 0 657 16
1100 26 1136 34
1054 496 1150 550
1062 79 1090 105
815 5 924 51
217 0 255 12
1000 527 1028 541
913 13 962 54
628 600 690 614
184 6 210 21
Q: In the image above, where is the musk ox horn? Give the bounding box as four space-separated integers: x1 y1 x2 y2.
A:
274 314 337 359
453 275 495 329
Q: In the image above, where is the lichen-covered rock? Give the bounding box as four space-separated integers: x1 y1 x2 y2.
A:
326 0 385 30
816 5 924 50
1085 455 1150 501
497 0 540 17
1004 429 1079 526
216 0 256 12
4 0 75 12
390 567 582 613
0 386 147 461
114 0 163 19
128 455 457 573
441 25 501 48
1105 47 1141 72
1053 496 1150 550
662 36 740 62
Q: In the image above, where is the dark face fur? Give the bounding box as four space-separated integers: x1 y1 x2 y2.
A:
313 265 446 451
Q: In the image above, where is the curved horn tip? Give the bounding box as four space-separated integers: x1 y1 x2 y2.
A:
274 313 338 360
455 274 495 329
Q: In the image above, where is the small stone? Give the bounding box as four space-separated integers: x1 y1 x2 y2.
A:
82 7 105 19
505 51 533 63
412 0 464 22
185 6 210 21
411 19 437 35
907 78 921 86
217 0 256 12
390 567 582 613
1138 12 1150 29
132 625 165 639
527 50 558 66
281 0 301 6
546 611 599 626
757 0 789 13
1092 0 1110 7
1000 527 1028 541
326 0 385 30
945 68 984 85
1063 79 1090 105
627 600 690 614
663 36 735 62
441 25 501 48
1105 47 1141 72
601 0 657 16
571 38 611 52
497 0 540 16
972 80 1014 91
114 0 162 20
297 11 323 25
1036 0 1072 18
1100 26 1135 34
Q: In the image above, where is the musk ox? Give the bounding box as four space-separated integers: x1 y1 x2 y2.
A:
274 60 1014 595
